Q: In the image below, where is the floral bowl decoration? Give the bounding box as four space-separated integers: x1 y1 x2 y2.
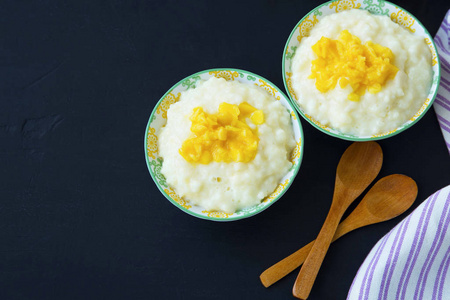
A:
145 68 304 221
282 0 440 141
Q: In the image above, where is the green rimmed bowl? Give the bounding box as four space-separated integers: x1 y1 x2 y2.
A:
144 68 304 221
282 0 440 141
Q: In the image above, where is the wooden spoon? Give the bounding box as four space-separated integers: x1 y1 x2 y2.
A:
260 174 417 288
292 142 383 299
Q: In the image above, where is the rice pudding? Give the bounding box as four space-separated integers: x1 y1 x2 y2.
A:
291 9 433 136
158 77 295 213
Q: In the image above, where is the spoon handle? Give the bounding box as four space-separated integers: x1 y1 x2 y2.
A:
260 211 378 288
260 240 314 288
292 202 344 299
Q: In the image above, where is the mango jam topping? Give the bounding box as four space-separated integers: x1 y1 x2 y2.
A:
309 30 399 101
179 102 265 164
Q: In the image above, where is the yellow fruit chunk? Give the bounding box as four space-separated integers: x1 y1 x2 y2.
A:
250 110 264 125
309 30 399 101
179 102 265 164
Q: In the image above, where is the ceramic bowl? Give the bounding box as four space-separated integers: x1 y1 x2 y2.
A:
144 68 304 221
282 0 440 141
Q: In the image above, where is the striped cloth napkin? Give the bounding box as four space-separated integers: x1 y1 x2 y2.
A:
347 186 450 300
434 10 450 154
347 11 450 300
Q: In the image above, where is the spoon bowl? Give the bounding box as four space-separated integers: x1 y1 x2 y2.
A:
364 174 418 221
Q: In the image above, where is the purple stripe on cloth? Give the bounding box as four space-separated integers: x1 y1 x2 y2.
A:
443 84 450 96
443 66 450 77
443 60 450 70
438 233 450 300
433 192 450 300
441 77 450 85
396 197 434 300
436 94 450 106
434 258 445 300
441 54 450 66
381 217 411 300
437 114 450 128
437 120 450 134
442 12 450 25
397 193 439 300
379 221 405 300
442 63 450 74
435 36 450 55
444 11 450 25
435 99 450 113
441 76 450 86
435 99 450 112
440 81 450 93
358 232 391 299
444 15 450 27
435 35 449 50
442 65 450 77
438 250 450 300
362 231 393 300
417 199 450 300
442 62 450 73
415 193 450 300
441 79 450 92
358 235 386 299
441 55 450 69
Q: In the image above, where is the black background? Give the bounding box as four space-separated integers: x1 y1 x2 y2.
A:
2 0 450 299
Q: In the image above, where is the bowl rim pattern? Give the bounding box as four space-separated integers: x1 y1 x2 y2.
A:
144 68 305 221
282 0 441 141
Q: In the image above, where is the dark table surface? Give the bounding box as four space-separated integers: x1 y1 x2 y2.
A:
2 0 450 299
